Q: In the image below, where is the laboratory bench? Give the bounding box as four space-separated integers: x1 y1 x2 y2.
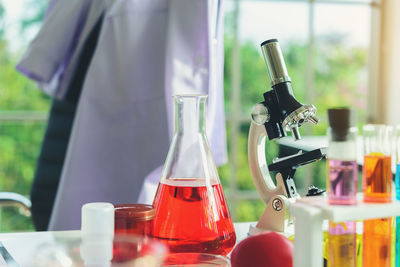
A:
1 197 400 267
0 222 253 266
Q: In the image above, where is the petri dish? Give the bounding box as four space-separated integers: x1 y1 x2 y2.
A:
34 232 167 267
162 253 231 267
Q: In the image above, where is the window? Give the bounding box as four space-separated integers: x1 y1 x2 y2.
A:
0 0 49 231
0 0 382 231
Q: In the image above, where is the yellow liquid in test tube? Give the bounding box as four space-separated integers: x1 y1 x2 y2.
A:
328 221 356 267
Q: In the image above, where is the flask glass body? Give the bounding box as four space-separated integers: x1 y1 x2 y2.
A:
152 95 236 256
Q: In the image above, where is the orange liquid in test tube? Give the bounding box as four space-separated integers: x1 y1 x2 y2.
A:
363 218 392 267
363 153 392 203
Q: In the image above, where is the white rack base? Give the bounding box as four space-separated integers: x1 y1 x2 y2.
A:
291 196 400 267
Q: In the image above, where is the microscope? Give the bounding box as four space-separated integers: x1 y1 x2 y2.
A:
248 39 325 234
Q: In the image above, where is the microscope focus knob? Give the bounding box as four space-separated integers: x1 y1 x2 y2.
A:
251 104 270 125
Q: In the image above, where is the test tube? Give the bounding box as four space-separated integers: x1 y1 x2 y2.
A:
328 221 356 267
363 218 392 267
362 125 393 267
327 108 358 205
326 108 357 267
395 126 400 267
396 126 400 198
396 217 400 267
362 125 393 203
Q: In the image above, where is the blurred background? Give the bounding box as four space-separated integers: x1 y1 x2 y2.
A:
0 0 388 231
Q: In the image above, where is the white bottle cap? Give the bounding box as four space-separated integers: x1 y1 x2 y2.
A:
81 202 115 266
81 202 114 237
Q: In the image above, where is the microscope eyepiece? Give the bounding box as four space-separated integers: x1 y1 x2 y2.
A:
260 38 279 46
261 39 291 87
260 39 319 141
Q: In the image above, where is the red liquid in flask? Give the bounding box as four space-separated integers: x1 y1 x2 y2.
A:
152 179 236 255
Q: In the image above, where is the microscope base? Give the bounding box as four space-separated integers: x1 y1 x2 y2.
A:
257 195 291 231
247 195 296 238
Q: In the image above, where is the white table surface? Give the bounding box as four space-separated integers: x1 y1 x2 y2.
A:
0 222 254 267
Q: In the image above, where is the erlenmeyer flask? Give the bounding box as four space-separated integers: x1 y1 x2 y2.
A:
152 94 236 256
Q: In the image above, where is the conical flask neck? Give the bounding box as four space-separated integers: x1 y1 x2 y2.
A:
161 94 218 181
175 95 206 135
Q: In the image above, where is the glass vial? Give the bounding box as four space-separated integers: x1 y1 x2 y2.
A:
327 108 358 205
152 95 236 256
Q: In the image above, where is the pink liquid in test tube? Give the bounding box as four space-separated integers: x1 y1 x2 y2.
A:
327 108 358 205
328 159 358 205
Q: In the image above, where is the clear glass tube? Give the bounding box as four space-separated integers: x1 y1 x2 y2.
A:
152 95 236 256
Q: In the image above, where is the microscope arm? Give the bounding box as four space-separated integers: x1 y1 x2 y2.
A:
248 121 288 205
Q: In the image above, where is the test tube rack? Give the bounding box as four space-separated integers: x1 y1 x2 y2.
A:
291 196 400 267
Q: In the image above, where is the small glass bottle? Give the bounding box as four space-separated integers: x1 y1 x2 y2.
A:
327 108 358 205
152 95 236 256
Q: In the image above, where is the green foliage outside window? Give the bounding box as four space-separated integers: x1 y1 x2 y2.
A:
0 1 49 232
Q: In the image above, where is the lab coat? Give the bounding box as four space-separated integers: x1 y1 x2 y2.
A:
17 0 114 100
19 0 226 231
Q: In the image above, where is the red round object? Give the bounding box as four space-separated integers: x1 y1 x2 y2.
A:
231 231 293 267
